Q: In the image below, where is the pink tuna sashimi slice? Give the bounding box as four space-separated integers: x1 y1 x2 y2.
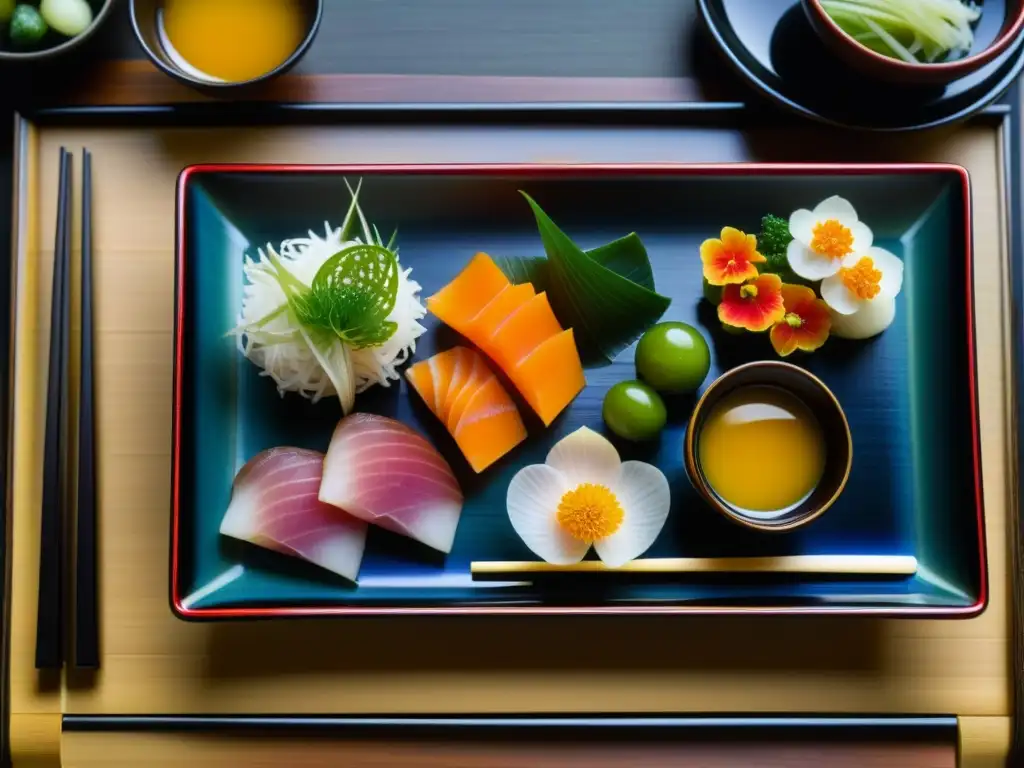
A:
219 447 368 582
319 413 465 554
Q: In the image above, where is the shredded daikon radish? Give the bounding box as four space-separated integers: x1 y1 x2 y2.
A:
230 183 427 409
820 0 981 63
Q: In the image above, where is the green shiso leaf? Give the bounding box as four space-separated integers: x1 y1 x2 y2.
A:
498 192 671 365
293 244 400 350
493 255 549 292
584 233 657 290
495 233 656 297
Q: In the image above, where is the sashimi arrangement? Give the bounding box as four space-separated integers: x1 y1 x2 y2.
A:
217 180 689 581
426 252 586 427
320 414 465 554
405 346 527 473
221 414 464 583
216 180 699 582
219 447 369 582
215 180 882 584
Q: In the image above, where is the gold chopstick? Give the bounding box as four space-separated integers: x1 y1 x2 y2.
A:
470 555 918 580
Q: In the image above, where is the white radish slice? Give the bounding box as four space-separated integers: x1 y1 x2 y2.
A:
829 296 897 340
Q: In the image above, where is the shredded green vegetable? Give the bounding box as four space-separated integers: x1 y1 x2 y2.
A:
231 183 405 414
820 0 981 63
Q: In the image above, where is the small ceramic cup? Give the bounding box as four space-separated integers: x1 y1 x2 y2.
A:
129 0 323 94
684 361 852 533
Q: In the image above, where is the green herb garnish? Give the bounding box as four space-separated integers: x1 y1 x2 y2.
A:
258 243 399 415
495 193 671 365
257 181 401 353
292 245 399 349
756 214 813 288
228 180 402 416
757 214 792 271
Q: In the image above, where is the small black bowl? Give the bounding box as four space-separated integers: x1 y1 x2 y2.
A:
0 0 116 62
129 0 322 94
684 361 852 533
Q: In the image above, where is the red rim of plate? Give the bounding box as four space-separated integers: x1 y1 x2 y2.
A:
171 162 986 619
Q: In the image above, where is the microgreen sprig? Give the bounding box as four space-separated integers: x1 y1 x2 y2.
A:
294 245 400 349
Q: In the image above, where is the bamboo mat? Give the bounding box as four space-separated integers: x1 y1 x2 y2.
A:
5 118 1016 764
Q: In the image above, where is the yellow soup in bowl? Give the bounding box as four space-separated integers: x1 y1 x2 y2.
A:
685 361 852 532
698 385 826 518
161 0 307 83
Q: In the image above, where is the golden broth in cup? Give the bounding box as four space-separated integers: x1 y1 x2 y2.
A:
698 385 826 517
160 0 306 83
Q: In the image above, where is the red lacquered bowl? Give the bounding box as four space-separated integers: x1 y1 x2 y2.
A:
802 0 1024 85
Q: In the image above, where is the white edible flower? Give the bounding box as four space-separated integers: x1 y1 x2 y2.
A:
506 427 670 568
787 196 873 280
820 246 904 316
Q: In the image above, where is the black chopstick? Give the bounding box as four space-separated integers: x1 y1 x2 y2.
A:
35 148 72 670
74 149 98 669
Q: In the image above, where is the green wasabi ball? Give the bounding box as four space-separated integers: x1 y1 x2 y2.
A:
41 0 92 38
635 321 711 394
603 380 667 442
10 5 47 47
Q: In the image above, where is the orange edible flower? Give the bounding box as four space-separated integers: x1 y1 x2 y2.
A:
700 226 765 286
839 257 882 300
810 219 854 261
718 273 785 332
769 284 832 357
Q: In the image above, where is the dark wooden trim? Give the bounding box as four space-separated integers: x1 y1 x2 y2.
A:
1005 78 1024 768
62 714 958 736
62 715 957 768
67 60 721 107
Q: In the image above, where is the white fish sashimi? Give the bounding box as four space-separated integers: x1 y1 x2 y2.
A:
320 413 465 554
220 447 368 582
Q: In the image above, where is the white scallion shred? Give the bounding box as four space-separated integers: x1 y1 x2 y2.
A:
231 221 427 405
820 0 981 64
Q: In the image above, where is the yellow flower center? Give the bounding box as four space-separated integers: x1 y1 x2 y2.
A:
784 312 803 328
810 219 854 260
740 284 758 299
840 257 882 300
556 483 624 542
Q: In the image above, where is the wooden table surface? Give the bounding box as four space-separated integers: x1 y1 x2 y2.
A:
1 2 1021 767
0 0 733 107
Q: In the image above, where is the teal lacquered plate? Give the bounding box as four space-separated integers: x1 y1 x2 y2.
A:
172 163 985 619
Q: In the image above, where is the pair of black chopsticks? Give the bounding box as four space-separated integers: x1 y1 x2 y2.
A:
34 148 97 671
